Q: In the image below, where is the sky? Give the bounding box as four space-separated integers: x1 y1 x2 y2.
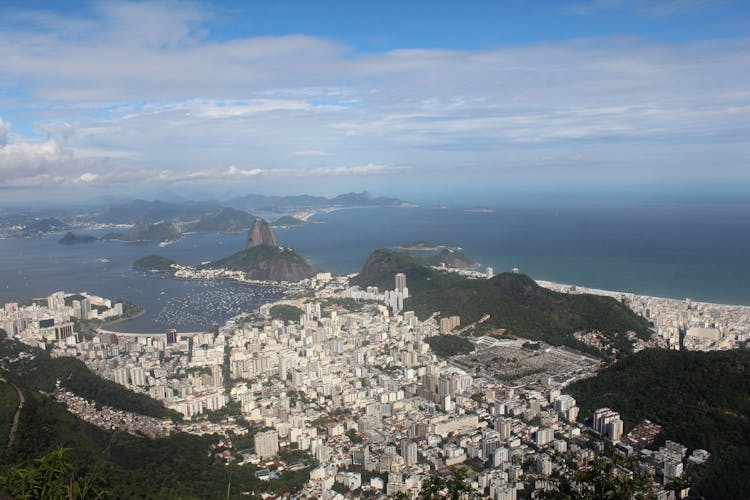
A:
0 0 749 205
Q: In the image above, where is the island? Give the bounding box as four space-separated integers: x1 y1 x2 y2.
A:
272 215 305 228
58 232 97 245
133 254 178 272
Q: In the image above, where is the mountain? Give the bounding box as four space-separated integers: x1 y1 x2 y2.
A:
228 190 410 211
568 349 750 499
183 207 256 233
353 249 651 354
22 217 70 236
92 199 222 224
245 218 277 248
273 215 305 227
58 232 97 245
351 249 465 294
409 272 651 354
425 248 479 269
122 221 182 243
133 254 177 272
199 245 316 282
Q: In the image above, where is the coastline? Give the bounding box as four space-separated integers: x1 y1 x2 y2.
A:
535 279 750 310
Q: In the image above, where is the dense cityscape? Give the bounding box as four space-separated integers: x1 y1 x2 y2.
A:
3 260 746 498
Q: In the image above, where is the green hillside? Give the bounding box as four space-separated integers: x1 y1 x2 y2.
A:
0 336 177 420
568 349 750 499
409 272 651 354
185 207 256 233
353 250 650 354
350 249 464 294
0 372 313 499
200 245 316 282
424 248 479 269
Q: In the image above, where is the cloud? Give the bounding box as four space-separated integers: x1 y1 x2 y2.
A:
0 3 748 193
34 121 75 139
226 165 264 177
0 118 76 187
292 150 331 157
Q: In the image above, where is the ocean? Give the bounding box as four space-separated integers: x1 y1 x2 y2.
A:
1 201 748 332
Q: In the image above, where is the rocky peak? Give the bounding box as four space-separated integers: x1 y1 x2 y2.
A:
245 218 278 249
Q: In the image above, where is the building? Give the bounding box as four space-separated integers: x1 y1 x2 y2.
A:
254 430 279 459
401 440 418 466
395 273 407 293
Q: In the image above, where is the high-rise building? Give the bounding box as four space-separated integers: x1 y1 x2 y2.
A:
495 417 512 440
81 298 92 320
401 440 418 466
254 430 279 458
395 273 406 292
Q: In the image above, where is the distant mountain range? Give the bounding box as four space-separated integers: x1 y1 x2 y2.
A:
228 190 410 211
80 191 411 227
183 207 256 234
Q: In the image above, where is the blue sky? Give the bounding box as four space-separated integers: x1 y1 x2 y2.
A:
0 0 748 204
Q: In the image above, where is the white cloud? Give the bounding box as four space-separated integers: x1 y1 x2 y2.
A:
0 3 748 192
292 150 331 157
0 137 75 187
0 117 9 146
226 165 264 177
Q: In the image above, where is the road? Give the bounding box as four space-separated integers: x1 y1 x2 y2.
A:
6 379 24 448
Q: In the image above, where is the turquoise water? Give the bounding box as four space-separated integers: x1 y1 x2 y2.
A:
0 201 748 332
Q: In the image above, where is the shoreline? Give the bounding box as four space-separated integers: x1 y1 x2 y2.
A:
536 279 750 310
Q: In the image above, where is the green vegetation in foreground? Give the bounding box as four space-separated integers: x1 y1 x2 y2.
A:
270 304 304 323
0 374 314 499
0 380 18 448
425 334 475 357
273 215 305 227
0 337 177 420
185 207 256 233
58 232 97 245
409 272 651 355
201 245 316 282
568 348 750 500
133 254 177 272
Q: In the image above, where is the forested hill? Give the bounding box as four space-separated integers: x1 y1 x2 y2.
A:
354 249 651 354
568 348 750 499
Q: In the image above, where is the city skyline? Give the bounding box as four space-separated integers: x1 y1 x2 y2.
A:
1 0 749 204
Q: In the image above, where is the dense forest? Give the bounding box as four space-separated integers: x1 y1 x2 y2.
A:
569 348 750 499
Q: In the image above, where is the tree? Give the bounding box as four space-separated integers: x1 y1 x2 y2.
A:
418 467 478 500
0 447 109 499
